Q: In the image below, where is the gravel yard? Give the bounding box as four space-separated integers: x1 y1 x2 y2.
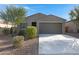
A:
0 34 38 55
1 33 79 55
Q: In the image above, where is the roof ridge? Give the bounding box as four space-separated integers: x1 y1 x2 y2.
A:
48 14 66 21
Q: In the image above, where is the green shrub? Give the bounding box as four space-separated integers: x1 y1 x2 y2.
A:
18 30 26 36
13 36 24 48
2 28 10 35
10 27 18 36
10 27 13 34
26 26 37 39
10 27 18 34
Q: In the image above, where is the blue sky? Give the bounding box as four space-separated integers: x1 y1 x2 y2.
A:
0 4 79 21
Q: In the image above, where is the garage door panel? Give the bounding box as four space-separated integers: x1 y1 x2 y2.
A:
39 23 62 34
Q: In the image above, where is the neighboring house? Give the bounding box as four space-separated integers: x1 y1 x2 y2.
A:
65 20 77 33
0 20 13 28
26 13 66 34
0 20 13 34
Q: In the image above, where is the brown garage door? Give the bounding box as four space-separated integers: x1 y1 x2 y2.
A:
39 23 62 34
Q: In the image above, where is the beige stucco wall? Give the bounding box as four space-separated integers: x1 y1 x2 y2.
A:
65 21 77 33
26 13 65 33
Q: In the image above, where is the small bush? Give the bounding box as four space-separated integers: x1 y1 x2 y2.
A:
26 26 37 39
10 27 13 34
10 27 18 36
18 30 26 36
2 28 10 35
10 27 17 34
13 36 24 48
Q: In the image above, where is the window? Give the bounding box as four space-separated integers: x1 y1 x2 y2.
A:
32 22 37 26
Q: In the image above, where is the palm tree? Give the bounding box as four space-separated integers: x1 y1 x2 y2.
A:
0 10 9 28
0 5 27 35
69 6 79 33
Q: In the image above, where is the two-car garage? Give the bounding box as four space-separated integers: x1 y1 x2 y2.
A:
39 23 62 34
26 13 65 34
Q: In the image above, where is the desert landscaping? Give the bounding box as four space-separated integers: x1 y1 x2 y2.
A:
0 4 79 55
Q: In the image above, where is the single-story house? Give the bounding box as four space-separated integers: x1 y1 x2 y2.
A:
26 13 66 34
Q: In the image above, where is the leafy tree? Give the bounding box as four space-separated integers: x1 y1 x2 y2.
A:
0 5 27 35
69 6 79 32
0 5 26 26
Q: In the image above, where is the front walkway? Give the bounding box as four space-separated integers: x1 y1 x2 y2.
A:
39 34 79 55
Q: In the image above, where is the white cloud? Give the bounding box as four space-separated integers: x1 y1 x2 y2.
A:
24 6 31 10
24 6 36 12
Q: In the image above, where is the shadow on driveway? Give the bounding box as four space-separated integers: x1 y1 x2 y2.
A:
65 33 79 38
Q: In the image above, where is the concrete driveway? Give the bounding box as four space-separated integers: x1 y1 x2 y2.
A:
39 34 79 55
